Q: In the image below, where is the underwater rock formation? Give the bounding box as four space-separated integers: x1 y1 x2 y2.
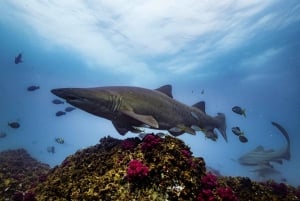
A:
1 134 300 201
0 149 50 201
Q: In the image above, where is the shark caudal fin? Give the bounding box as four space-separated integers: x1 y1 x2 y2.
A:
214 113 227 142
271 121 291 160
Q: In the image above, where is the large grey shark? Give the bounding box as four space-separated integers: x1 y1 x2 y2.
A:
51 85 227 141
238 121 290 168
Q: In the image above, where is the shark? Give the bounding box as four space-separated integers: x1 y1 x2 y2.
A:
51 85 227 141
250 165 281 178
238 121 291 168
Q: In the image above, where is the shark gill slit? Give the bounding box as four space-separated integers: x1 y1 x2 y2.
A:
111 95 122 113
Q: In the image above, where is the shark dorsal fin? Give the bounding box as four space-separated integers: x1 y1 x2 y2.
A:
155 85 173 98
192 101 205 113
255 145 265 152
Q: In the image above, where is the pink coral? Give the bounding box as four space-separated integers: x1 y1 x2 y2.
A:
181 149 192 158
141 134 161 151
121 139 137 151
216 187 238 201
197 189 217 201
126 160 149 182
201 173 218 188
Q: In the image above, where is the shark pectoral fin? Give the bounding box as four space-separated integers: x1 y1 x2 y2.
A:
121 110 159 128
112 121 129 135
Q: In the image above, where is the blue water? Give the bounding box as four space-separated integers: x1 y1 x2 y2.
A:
1 1 299 187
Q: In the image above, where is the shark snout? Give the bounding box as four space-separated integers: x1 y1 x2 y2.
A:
51 88 68 99
51 88 80 101
51 88 92 105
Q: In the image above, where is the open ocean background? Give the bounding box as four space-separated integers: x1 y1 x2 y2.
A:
1 1 299 187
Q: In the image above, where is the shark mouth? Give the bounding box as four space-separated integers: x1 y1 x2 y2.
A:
51 89 86 103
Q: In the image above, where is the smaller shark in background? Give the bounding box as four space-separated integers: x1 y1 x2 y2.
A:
14 52 23 64
51 85 227 141
238 121 291 168
250 165 281 178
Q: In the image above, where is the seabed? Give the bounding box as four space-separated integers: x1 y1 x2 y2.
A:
1 133 299 201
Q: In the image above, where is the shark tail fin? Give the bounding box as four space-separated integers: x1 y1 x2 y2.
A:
271 121 291 160
214 113 227 142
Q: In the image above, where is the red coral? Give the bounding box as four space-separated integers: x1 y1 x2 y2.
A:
181 149 192 158
141 134 161 151
216 187 239 201
126 160 149 182
197 189 217 201
201 173 218 188
121 139 137 151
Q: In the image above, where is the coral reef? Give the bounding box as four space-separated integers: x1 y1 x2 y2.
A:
0 149 50 201
126 159 149 182
34 134 206 200
1 134 300 201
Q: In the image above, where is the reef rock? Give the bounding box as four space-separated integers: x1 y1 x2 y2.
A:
0 149 50 201
1 134 299 201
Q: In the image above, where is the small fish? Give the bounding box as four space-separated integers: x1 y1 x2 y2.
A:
52 99 64 104
232 127 248 143
47 146 55 154
8 122 20 128
55 137 64 144
0 131 7 138
201 89 205 95
231 127 244 136
65 106 76 112
232 106 246 117
138 133 147 139
56 111 66 116
14 53 23 64
239 135 248 143
156 132 168 138
27 85 40 91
